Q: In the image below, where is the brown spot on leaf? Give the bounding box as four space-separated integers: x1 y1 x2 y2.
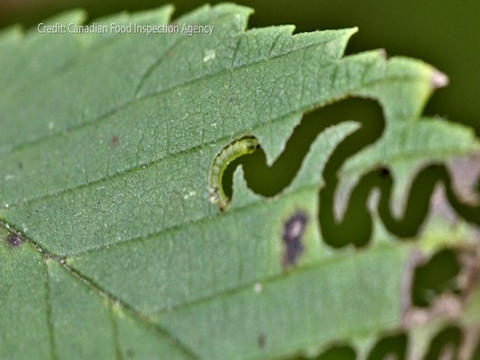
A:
6 233 23 248
110 135 120 147
282 211 308 268
257 333 265 348
17 162 23 170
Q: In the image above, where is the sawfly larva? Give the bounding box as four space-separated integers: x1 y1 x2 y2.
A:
208 136 259 211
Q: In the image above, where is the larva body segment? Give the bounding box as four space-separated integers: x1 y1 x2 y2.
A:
208 136 259 211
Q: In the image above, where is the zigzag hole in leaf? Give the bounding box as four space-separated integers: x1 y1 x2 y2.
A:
412 248 461 308
424 326 462 360
222 98 479 248
473 339 480 360
322 165 463 247
366 332 407 360
294 344 356 360
223 99 384 198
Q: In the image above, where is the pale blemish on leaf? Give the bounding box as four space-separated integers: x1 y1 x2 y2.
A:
203 49 216 62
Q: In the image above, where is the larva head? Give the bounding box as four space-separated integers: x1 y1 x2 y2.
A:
240 137 259 154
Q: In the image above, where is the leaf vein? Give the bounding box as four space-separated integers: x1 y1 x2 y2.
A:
2 31 346 158
5 74 422 211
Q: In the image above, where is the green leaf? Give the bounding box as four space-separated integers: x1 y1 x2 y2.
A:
1 4 479 359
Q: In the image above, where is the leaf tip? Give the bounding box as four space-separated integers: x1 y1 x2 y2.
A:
212 3 255 18
349 26 359 36
431 69 449 89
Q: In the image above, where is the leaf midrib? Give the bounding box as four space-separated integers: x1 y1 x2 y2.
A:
30 239 201 360
4 216 406 360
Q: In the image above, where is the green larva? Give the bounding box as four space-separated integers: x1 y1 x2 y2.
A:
208 136 259 211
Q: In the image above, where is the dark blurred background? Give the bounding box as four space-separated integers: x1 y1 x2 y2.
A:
2 1 479 358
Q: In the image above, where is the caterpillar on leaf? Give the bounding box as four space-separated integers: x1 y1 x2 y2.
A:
208 136 260 211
